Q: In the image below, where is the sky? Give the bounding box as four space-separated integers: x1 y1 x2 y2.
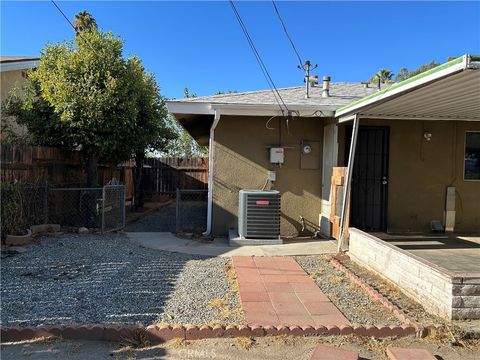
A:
2 1 479 99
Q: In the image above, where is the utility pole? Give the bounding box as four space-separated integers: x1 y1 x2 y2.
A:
299 60 318 99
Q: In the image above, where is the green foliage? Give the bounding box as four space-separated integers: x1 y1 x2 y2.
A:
395 60 440 81
369 69 394 84
163 115 207 157
73 11 97 33
0 181 23 236
3 27 175 164
162 88 207 157
215 90 238 95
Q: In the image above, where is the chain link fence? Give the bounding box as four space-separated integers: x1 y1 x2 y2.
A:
1 182 125 237
176 189 208 234
49 187 104 229
102 185 126 232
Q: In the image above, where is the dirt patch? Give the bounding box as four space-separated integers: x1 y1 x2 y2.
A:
338 257 447 325
295 255 401 325
1 334 478 360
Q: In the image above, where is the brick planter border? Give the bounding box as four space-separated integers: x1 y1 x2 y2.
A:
328 254 418 326
0 323 439 344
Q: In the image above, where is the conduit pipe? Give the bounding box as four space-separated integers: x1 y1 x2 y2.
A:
203 109 221 236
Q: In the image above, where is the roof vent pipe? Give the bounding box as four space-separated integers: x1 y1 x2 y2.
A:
322 76 331 98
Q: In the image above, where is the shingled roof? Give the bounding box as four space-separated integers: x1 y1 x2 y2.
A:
169 82 384 108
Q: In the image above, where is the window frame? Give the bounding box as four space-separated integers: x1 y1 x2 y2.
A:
464 130 480 182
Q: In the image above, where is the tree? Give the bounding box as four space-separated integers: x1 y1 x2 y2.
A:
125 57 177 210
4 29 138 187
395 68 410 82
73 11 97 33
370 69 394 83
161 88 207 157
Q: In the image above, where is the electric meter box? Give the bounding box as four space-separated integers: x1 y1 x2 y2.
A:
270 147 284 164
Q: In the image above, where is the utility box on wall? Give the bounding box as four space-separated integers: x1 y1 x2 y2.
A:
270 147 284 164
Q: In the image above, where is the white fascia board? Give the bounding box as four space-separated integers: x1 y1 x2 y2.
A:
335 58 467 119
338 114 480 123
167 101 336 117
166 101 214 115
0 60 40 73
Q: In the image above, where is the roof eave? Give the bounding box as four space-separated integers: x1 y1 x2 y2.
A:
0 59 40 73
166 101 337 117
335 54 475 120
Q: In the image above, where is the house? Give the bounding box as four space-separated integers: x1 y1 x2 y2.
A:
167 81 385 238
167 54 480 320
0 56 40 137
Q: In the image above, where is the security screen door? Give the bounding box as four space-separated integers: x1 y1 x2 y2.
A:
346 126 389 231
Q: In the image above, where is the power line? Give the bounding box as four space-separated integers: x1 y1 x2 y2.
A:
229 0 289 115
271 0 303 67
50 0 97 53
50 0 76 32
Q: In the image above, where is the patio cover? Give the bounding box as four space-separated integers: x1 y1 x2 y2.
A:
336 54 480 123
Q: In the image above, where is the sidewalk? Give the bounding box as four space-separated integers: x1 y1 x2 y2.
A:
125 232 337 257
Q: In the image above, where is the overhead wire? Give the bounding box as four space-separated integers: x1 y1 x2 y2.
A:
50 0 98 53
271 0 303 68
229 0 290 116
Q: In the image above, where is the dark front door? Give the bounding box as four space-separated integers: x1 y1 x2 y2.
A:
346 126 389 231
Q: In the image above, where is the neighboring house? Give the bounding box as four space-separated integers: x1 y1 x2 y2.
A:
0 56 40 137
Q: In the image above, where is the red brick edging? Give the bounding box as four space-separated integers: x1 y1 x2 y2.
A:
0 322 441 343
328 254 441 337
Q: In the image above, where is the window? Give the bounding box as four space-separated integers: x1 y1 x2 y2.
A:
465 131 480 180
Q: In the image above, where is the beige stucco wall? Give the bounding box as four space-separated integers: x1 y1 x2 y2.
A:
1 69 28 137
212 115 325 237
339 120 480 233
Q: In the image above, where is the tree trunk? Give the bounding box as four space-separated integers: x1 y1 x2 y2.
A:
133 150 145 211
86 154 98 188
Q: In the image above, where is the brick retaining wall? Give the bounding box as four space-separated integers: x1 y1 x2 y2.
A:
348 228 480 320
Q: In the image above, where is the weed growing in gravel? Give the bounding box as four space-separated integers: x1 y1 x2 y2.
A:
121 328 151 349
208 298 228 310
330 274 343 284
236 337 255 350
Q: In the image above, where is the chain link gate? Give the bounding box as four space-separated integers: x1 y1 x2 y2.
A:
176 189 208 234
101 185 126 233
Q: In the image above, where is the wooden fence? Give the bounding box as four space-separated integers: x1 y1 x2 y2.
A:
143 157 208 198
0 144 134 200
1 145 208 202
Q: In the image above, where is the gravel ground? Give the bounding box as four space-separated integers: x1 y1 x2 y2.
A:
1 233 241 326
125 201 207 233
338 258 447 325
295 256 400 325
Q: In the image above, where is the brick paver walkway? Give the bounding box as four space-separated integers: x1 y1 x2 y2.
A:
232 256 350 326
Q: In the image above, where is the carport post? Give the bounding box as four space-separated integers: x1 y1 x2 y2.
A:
337 114 359 252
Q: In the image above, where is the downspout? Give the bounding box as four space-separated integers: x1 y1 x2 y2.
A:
203 109 221 236
337 113 359 252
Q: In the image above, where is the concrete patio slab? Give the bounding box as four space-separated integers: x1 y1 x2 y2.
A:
125 232 337 257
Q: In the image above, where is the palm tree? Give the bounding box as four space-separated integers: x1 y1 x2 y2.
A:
372 69 394 84
73 11 97 33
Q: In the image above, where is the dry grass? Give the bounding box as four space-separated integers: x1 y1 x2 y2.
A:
330 274 343 284
165 338 189 349
208 298 228 310
121 328 151 349
236 337 255 350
